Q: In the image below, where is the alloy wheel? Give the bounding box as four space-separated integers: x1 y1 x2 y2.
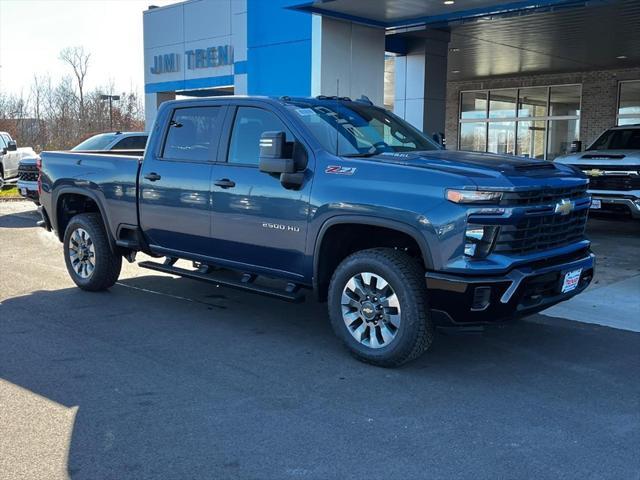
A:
68 228 96 279
340 272 401 349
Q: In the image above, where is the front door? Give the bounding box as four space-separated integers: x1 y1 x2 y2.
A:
139 105 226 258
210 105 312 279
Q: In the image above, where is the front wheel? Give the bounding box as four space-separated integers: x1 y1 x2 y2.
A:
63 213 122 291
328 248 434 367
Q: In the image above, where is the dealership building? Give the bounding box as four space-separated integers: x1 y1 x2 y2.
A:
143 0 640 159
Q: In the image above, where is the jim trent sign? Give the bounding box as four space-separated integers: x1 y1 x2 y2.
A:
150 45 234 74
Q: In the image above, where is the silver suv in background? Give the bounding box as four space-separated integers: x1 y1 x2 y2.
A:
17 131 148 204
555 125 640 219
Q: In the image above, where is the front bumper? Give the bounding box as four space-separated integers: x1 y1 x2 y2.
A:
425 249 595 325
590 192 640 218
16 179 40 203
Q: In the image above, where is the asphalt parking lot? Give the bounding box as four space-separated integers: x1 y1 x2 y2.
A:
1 200 639 480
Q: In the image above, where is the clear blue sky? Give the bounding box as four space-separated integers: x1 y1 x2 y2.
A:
0 0 176 97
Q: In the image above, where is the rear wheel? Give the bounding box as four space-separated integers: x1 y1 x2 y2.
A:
0 169 5 190
328 248 434 367
63 213 122 291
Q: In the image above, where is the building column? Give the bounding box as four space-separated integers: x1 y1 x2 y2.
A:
394 31 450 137
144 92 176 131
311 16 385 105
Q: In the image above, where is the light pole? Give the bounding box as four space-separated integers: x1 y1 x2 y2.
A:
100 94 120 130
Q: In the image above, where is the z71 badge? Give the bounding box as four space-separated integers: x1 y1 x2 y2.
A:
325 165 357 175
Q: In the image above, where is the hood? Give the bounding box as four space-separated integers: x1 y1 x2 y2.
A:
364 150 585 190
19 155 39 165
555 149 640 166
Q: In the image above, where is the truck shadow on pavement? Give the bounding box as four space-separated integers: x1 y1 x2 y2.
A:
1 281 639 479
0 208 41 229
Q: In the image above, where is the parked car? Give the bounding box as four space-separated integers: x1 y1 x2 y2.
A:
555 125 640 219
38 96 594 367
71 131 148 152
0 132 36 189
18 131 148 203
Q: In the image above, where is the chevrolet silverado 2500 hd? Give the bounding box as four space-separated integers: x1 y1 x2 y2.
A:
38 96 595 366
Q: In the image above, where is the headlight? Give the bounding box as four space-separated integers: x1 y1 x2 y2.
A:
446 189 502 204
464 225 499 258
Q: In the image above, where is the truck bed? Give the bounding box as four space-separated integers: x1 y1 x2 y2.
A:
39 151 143 241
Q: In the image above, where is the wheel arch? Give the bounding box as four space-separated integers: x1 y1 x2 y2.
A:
53 187 117 253
313 216 433 302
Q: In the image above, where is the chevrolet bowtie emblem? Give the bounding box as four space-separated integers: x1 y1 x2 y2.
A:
584 169 603 177
554 199 574 216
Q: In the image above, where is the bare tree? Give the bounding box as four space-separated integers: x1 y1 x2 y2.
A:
59 46 91 118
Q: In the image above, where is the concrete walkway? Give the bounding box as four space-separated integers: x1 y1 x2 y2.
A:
544 274 640 332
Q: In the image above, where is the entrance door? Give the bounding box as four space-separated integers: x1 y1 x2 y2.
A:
139 105 226 258
209 105 312 279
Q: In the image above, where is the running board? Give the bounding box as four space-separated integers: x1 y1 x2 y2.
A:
137 260 305 303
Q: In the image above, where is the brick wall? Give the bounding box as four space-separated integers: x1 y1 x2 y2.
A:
445 67 640 151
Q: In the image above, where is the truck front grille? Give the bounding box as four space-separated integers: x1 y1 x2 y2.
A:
494 208 589 255
500 184 588 206
18 164 38 182
587 175 640 191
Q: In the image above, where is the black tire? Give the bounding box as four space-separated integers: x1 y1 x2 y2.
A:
328 248 434 367
63 213 122 291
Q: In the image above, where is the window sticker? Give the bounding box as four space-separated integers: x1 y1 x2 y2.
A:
295 108 316 116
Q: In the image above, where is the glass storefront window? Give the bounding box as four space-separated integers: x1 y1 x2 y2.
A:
618 81 640 125
547 119 579 159
489 89 517 118
459 84 581 159
617 117 640 126
488 122 516 155
549 85 580 116
460 92 487 119
518 87 547 117
618 81 640 115
516 121 546 159
460 123 487 152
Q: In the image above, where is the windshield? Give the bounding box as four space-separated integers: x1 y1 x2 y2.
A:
72 133 118 151
588 128 640 151
285 100 440 157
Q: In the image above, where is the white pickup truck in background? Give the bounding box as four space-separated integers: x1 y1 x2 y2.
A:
0 132 36 189
555 125 640 219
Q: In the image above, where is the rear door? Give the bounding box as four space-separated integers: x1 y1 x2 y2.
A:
209 104 313 278
139 105 226 257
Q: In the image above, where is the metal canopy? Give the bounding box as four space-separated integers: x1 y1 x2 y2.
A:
444 0 640 79
290 0 593 28
293 0 640 79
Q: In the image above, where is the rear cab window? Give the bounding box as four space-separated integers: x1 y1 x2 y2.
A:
162 107 223 161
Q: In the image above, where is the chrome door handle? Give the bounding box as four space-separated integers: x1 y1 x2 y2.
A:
214 178 236 189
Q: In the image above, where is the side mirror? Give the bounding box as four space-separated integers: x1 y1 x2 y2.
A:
570 140 582 153
258 131 306 189
7 140 17 152
259 131 294 174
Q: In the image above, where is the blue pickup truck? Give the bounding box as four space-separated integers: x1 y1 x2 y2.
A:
38 96 595 366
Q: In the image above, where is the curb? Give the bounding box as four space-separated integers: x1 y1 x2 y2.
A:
0 197 28 202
